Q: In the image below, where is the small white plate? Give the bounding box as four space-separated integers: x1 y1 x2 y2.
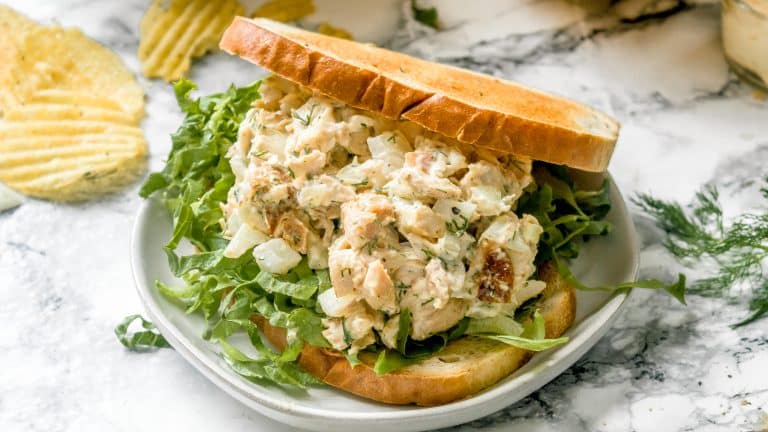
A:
131 175 638 432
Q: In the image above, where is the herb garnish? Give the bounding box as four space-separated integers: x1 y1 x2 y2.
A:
292 104 317 126
446 213 469 235
636 183 768 326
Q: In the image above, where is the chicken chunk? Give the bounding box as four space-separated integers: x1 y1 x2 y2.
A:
401 291 468 340
393 198 445 239
386 167 462 202
379 314 401 350
297 175 356 209
469 214 543 303
361 259 398 314
340 192 397 251
273 212 312 254
460 161 524 216
328 241 370 297
421 259 467 307
321 318 348 351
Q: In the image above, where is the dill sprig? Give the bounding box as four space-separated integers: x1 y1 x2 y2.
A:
635 184 768 326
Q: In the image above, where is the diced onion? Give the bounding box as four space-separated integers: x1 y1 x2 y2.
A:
223 224 270 258
367 131 411 172
480 215 518 244
336 162 367 185
318 288 358 317
252 238 302 274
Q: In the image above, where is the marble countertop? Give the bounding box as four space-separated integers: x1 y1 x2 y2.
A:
1 0 767 431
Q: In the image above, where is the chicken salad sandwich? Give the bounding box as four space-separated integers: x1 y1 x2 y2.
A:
141 18 682 406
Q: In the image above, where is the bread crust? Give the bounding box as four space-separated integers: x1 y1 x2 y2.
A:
254 262 576 406
220 17 619 172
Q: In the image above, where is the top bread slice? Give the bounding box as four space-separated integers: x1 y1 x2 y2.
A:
219 17 620 172
254 262 576 406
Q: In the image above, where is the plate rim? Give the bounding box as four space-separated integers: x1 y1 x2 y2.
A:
130 173 638 425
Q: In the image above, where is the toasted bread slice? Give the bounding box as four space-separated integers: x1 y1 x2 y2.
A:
219 17 619 172
255 262 575 406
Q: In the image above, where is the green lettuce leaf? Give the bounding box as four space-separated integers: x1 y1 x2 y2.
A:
476 310 568 351
129 79 331 389
520 163 686 303
255 271 319 301
115 315 172 351
466 314 524 337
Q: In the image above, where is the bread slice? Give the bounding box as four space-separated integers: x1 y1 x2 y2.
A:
254 262 575 406
219 17 619 172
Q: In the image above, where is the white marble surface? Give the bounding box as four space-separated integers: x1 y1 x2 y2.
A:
1 0 767 431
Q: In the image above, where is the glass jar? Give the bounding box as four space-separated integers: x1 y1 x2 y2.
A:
722 0 768 92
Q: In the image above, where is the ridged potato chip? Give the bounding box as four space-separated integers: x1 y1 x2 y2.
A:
139 0 243 82
0 6 148 201
0 6 42 114
253 0 315 22
4 104 135 125
7 26 145 121
0 5 37 39
27 89 127 112
0 98 147 202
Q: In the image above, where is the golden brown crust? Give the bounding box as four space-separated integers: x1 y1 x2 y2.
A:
254 262 576 406
219 17 619 172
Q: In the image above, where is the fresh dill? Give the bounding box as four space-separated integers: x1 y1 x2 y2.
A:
446 213 469 235
422 248 448 268
365 238 379 254
635 183 768 326
251 149 269 159
292 104 317 126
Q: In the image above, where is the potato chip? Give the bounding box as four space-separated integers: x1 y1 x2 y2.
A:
0 5 37 40
4 103 135 125
0 100 147 202
0 55 63 115
317 22 353 40
27 89 126 112
0 7 41 114
253 0 315 22
0 121 144 140
0 6 147 201
139 0 243 82
7 26 145 121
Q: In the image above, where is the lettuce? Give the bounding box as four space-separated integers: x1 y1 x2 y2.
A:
471 310 568 351
129 79 325 389
115 314 171 350
520 164 686 303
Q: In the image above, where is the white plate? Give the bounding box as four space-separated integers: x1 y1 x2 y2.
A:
131 174 638 432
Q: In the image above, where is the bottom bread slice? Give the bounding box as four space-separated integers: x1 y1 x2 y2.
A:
254 261 576 406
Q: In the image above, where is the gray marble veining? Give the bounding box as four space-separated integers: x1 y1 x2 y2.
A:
1 0 767 431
